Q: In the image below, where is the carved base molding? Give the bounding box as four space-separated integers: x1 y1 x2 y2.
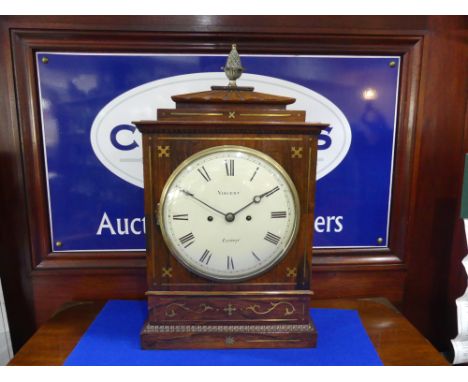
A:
141 319 317 349
142 290 316 349
142 323 314 333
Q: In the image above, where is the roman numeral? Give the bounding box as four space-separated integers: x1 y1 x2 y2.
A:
250 167 259 182
197 166 211 182
225 159 234 176
227 256 235 270
271 211 287 219
251 251 261 261
264 232 281 245
199 249 212 265
265 186 280 197
172 214 189 220
179 232 195 248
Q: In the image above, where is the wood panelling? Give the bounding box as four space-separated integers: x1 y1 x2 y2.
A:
1 15 431 35
31 270 146 325
0 16 466 354
402 16 468 350
0 17 36 352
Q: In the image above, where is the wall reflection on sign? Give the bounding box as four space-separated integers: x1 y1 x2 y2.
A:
362 88 378 101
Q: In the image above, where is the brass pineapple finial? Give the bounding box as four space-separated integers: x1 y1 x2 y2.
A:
223 44 244 88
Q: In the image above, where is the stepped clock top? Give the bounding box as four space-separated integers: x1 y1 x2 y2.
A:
171 44 296 107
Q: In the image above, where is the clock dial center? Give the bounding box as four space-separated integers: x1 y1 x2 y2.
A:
225 212 235 222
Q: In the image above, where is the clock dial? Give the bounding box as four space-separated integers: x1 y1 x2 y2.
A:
159 145 300 281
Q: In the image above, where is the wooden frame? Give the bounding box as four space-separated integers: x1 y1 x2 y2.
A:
11 29 422 276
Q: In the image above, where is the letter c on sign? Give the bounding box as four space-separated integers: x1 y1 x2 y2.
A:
110 124 139 151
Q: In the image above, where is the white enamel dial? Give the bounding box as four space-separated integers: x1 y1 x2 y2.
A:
159 145 300 281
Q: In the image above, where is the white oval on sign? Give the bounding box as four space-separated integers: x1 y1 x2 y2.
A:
90 72 351 188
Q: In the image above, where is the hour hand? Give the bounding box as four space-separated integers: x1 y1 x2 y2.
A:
180 189 226 217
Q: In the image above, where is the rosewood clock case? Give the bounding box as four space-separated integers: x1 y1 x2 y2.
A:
134 86 327 349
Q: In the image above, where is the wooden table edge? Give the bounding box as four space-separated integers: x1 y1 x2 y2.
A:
8 298 449 366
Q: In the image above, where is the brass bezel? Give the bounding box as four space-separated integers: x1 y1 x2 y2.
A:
158 145 301 282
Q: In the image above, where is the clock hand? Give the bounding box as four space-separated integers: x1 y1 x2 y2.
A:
232 186 279 216
180 189 227 218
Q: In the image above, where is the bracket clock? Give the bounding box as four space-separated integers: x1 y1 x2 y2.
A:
134 45 328 349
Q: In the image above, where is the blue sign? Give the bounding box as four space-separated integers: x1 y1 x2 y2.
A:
36 53 400 252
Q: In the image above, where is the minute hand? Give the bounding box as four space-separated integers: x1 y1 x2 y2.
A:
180 189 227 217
232 186 279 216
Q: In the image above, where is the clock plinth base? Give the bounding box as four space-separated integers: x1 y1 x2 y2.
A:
140 318 317 349
141 291 316 349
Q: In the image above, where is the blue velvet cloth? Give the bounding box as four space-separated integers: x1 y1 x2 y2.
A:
64 300 382 366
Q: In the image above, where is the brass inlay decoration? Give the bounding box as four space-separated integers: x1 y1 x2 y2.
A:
223 304 237 316
245 302 296 316
147 141 154 243
291 146 303 158
170 112 224 117
286 267 297 278
146 290 313 296
165 303 215 318
161 301 297 318
161 267 173 278
157 145 170 158
161 137 303 141
225 336 235 345
246 339 303 343
228 111 236 119
159 317 298 323
303 143 313 281
240 113 292 117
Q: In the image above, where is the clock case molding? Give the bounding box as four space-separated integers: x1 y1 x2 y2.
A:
5 16 455 351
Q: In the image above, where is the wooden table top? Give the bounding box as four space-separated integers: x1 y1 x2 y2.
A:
8 298 449 366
